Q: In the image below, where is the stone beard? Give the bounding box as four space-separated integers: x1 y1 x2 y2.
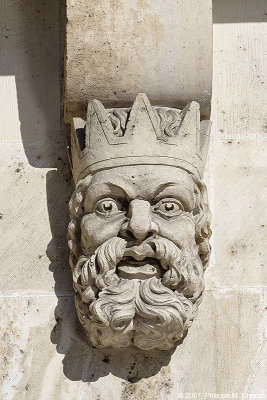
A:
68 165 211 350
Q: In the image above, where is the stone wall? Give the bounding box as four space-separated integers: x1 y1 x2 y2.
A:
0 1 266 399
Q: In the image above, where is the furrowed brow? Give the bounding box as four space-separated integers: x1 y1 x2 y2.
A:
85 182 130 209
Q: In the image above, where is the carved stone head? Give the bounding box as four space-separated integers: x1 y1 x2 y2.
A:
68 94 211 350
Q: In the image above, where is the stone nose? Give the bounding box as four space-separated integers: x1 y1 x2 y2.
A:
120 199 158 241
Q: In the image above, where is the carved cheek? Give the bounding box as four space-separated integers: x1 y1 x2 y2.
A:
156 216 197 252
80 213 125 255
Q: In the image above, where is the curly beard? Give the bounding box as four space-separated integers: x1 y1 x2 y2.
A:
73 237 205 350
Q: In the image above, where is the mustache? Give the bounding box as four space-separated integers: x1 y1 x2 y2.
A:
74 236 204 304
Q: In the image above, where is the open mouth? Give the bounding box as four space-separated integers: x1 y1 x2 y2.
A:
117 256 163 279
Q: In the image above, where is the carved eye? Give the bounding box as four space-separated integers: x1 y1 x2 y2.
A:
153 199 183 218
95 198 123 216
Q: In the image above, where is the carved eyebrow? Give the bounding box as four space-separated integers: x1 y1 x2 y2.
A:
152 182 179 198
85 182 130 206
152 183 195 210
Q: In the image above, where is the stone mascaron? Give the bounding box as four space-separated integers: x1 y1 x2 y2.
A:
68 93 211 350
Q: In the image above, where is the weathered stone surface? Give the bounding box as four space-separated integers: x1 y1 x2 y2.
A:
65 0 212 122
0 143 73 294
0 290 264 399
0 0 61 145
212 9 267 139
208 140 267 288
248 289 267 395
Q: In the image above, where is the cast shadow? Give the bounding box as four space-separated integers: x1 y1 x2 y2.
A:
8 0 76 350
46 167 73 295
46 162 175 381
213 0 267 24
50 294 176 382
0 0 66 167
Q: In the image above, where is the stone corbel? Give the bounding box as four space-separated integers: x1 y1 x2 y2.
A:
65 0 212 350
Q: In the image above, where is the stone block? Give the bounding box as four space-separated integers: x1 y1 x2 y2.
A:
0 0 61 144
0 143 73 295
65 0 212 122
206 140 267 288
212 16 267 139
0 289 264 399
248 289 266 395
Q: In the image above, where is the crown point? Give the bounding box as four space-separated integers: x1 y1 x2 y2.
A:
70 93 210 183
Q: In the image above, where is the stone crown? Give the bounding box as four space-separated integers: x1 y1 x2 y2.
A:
70 93 211 183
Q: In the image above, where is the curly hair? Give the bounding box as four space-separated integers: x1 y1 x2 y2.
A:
107 106 182 138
